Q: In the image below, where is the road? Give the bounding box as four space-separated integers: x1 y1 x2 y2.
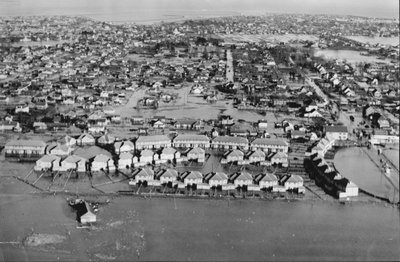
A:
226 49 234 82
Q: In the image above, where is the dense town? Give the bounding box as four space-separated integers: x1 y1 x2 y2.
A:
0 13 399 224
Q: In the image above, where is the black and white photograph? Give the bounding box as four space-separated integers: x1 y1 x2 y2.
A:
0 0 399 261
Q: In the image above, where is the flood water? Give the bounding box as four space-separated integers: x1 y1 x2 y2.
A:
313 49 393 65
1 194 399 261
116 87 280 124
384 145 399 170
334 147 399 202
344 36 399 47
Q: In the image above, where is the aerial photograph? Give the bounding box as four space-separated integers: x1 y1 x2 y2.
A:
0 0 399 261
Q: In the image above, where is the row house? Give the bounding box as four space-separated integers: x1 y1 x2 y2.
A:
250 138 289 153
211 136 249 151
5 140 47 160
173 134 210 148
135 135 171 150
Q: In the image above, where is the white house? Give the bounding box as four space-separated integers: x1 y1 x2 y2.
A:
281 175 304 190
181 171 203 186
139 150 155 164
158 169 179 184
76 133 95 146
91 154 115 172
270 152 288 167
205 172 228 187
34 154 61 171
15 104 30 113
187 147 206 162
325 125 348 141
231 171 253 187
118 152 133 169
223 149 244 163
256 173 278 189
59 135 77 147
47 143 73 156
247 150 266 163
159 147 181 162
60 155 87 172
114 140 135 154
134 168 154 182
98 134 116 146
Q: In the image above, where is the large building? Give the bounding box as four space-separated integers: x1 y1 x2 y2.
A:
211 136 249 150
135 135 171 150
172 134 210 148
5 140 47 160
324 125 348 141
250 138 289 153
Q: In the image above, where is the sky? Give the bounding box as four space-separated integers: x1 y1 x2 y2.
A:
0 0 399 19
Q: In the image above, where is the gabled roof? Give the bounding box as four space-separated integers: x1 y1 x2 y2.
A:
174 134 209 143
77 133 95 141
115 140 134 150
37 154 61 163
325 125 348 133
182 171 203 180
251 138 288 147
5 139 46 148
162 147 177 154
207 172 228 181
256 173 278 182
271 152 288 159
136 168 154 178
98 134 116 144
141 149 155 157
136 135 170 143
232 171 253 181
188 147 205 154
74 146 111 159
213 136 248 144
249 150 265 158
159 169 178 179
93 154 112 163
63 154 87 163
119 152 133 159
225 149 244 157
284 175 303 183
